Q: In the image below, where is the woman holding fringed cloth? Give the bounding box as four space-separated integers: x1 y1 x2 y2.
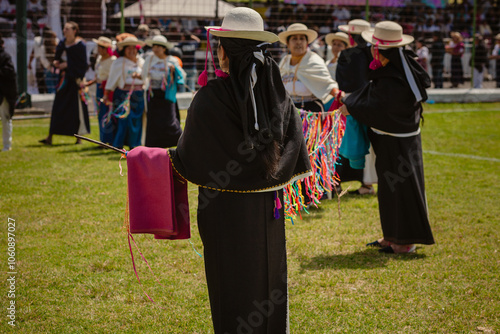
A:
142 35 184 148
104 36 145 150
39 21 89 145
340 21 435 253
168 8 311 333
277 23 339 113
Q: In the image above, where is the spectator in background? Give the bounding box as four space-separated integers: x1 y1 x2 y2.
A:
135 24 149 41
176 31 200 92
430 31 445 88
0 32 16 152
416 38 429 71
471 33 488 88
446 31 465 88
488 33 500 88
29 29 58 93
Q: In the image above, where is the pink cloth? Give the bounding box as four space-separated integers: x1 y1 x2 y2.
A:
127 147 190 240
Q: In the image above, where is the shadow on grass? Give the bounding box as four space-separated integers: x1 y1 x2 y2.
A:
301 249 426 271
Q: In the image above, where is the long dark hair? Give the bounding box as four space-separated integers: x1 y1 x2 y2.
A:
219 37 286 180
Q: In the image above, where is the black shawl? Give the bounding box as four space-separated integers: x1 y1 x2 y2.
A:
169 40 311 192
336 39 373 93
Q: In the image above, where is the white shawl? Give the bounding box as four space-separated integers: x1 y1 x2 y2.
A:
279 50 338 103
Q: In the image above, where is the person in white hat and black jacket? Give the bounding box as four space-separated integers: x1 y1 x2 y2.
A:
142 35 184 148
169 7 311 333
335 19 378 196
339 21 435 254
278 23 339 112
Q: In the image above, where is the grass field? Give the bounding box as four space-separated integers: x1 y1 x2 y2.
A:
0 103 499 333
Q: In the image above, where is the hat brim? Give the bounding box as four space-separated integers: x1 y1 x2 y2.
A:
145 39 173 49
361 30 414 49
117 40 146 50
325 34 349 47
206 26 279 43
92 38 112 48
338 25 360 34
277 29 318 45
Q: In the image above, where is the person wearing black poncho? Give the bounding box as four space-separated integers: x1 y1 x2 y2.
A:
340 21 435 254
168 8 311 333
335 19 378 196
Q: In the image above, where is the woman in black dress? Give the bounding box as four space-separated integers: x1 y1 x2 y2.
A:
169 7 311 333
40 21 89 145
340 21 435 253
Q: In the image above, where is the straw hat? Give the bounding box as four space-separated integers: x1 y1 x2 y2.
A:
92 36 112 48
338 19 371 35
145 35 173 49
278 23 318 45
116 36 146 51
206 7 278 43
325 32 349 47
361 21 414 49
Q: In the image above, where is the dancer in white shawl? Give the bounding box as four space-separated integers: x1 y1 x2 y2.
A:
278 23 339 112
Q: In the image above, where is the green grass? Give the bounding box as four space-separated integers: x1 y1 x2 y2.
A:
0 103 499 333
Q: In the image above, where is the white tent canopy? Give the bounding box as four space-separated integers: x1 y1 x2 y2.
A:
112 0 235 19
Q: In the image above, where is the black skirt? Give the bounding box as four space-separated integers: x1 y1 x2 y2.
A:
49 78 90 136
368 129 435 245
145 89 182 148
197 189 288 334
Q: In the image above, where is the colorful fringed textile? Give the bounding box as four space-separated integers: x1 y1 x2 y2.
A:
283 107 345 219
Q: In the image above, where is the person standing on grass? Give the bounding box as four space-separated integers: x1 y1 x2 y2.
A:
88 36 116 145
39 21 89 146
104 36 146 150
336 19 377 196
339 21 435 253
0 33 17 152
168 7 311 333
446 31 464 88
430 31 445 89
488 33 500 88
471 33 488 89
142 35 184 148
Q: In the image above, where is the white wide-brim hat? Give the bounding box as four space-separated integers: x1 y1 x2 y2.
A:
146 35 173 49
325 32 349 47
92 36 113 48
339 19 371 35
278 23 318 45
206 7 278 43
117 36 146 51
361 21 414 49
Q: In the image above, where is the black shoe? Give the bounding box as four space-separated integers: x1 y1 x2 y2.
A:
39 138 52 145
379 246 395 253
366 240 383 247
